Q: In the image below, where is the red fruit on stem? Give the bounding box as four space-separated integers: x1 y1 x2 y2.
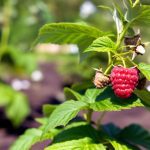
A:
110 66 139 98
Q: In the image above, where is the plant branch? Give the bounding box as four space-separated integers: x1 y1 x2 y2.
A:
115 22 132 51
104 64 113 75
86 109 93 123
126 57 138 66
121 57 126 67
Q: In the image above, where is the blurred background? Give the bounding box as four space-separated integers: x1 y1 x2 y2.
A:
0 0 150 149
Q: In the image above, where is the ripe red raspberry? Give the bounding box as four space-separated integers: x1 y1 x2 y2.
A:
110 66 139 98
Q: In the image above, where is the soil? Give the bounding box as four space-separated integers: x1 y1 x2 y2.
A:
0 62 150 150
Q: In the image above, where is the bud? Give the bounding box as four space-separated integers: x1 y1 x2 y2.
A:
93 70 110 88
124 34 141 48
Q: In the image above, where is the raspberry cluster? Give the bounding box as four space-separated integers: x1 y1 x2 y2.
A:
110 66 139 98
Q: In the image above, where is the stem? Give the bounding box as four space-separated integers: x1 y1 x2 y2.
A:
0 24 10 56
96 112 106 128
120 51 132 56
115 22 131 51
0 0 11 60
133 0 140 7
113 51 132 60
86 109 93 123
126 57 138 66
121 57 126 67
104 64 113 75
107 52 111 65
128 0 133 6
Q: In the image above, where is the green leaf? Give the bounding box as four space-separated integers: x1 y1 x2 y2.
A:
84 36 116 53
119 124 150 149
135 5 150 25
89 87 144 111
43 100 87 134
53 122 100 143
35 117 48 125
0 84 15 106
82 88 102 103
66 87 144 112
64 88 82 101
102 123 121 139
5 93 30 126
34 23 111 62
43 104 57 117
138 63 150 80
10 128 59 150
98 5 113 12
125 6 140 22
45 137 106 150
141 0 150 5
71 81 94 94
134 89 150 106
110 141 134 150
0 83 30 126
35 23 108 45
125 5 150 26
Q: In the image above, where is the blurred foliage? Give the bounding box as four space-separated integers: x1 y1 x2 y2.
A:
0 83 30 126
48 0 84 22
41 52 108 84
0 0 53 50
1 46 37 75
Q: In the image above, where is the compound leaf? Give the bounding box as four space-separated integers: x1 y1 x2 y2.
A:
84 36 116 53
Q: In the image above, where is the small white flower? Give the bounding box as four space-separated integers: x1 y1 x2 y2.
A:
11 79 23 91
80 1 96 18
31 70 43 82
135 45 145 55
11 79 31 91
70 44 78 54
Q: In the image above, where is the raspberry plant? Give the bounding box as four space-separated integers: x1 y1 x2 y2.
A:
11 1 150 150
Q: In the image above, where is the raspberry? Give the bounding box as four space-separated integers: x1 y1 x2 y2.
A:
110 66 139 98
